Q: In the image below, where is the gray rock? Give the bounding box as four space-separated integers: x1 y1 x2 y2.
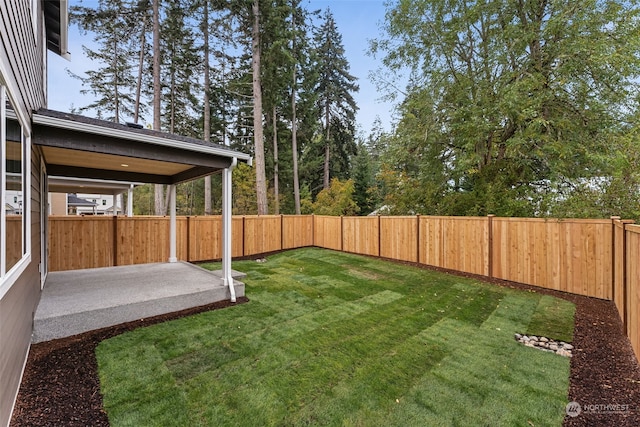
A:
564 344 574 350
540 336 549 342
515 333 522 340
549 343 559 351
530 336 538 341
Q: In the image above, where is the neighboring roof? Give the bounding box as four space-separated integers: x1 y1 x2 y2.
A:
49 176 142 195
32 109 252 186
44 0 70 59
67 194 97 207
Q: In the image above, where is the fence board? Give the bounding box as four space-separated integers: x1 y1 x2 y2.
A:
380 216 418 262
48 216 114 271
626 225 640 362
282 215 313 249
342 216 379 256
314 215 342 251
419 216 488 275
5 216 22 269
243 215 282 256
492 218 612 298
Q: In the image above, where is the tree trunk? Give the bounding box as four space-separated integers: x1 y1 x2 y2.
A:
252 0 269 215
323 104 331 189
273 105 279 214
134 13 147 123
113 38 119 124
152 0 164 215
291 4 301 214
203 1 212 215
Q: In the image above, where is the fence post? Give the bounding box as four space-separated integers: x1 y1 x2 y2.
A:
312 214 315 247
112 215 118 267
416 215 421 265
242 216 246 257
281 214 284 250
487 214 495 278
186 216 191 262
340 216 344 252
378 215 381 258
611 216 620 305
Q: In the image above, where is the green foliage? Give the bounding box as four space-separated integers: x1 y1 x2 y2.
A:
373 0 640 217
232 163 258 215
312 178 359 216
97 248 574 426
69 0 146 122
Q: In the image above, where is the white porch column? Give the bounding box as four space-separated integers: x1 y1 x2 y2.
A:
222 159 237 302
127 184 133 216
169 184 177 263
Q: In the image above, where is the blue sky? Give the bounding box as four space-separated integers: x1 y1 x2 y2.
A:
47 0 398 135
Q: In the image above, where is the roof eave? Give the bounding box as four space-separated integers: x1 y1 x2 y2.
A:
32 112 252 163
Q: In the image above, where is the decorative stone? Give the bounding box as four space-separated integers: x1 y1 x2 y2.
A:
514 332 573 357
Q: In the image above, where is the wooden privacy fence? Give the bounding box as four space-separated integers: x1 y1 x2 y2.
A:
47 214 640 361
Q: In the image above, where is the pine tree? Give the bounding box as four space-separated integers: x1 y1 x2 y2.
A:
313 8 359 190
70 0 144 123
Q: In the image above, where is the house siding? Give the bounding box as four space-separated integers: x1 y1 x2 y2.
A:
0 1 46 425
0 147 42 427
0 0 45 117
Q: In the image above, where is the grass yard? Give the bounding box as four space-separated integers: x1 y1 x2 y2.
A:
96 248 575 427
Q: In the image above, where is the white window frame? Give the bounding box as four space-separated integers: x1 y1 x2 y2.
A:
0 85 32 300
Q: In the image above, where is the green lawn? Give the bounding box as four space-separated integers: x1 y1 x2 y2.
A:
96 248 575 426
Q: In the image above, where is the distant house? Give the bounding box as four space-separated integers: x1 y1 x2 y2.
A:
65 194 97 215
0 2 250 425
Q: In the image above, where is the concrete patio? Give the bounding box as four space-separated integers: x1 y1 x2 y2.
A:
32 262 245 343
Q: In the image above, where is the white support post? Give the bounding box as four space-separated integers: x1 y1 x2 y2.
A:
112 194 117 216
127 184 133 216
222 158 238 302
169 184 177 263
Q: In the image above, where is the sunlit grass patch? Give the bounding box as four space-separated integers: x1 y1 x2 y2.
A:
97 248 574 426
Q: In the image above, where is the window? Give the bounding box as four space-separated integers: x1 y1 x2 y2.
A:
102 199 106 206
1 85 29 282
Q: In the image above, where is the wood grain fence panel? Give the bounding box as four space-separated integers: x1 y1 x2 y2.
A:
419 216 443 267
243 216 282 256
189 216 221 261
491 218 612 298
6 216 22 270
314 216 342 250
118 217 170 265
626 225 640 361
380 216 417 262
48 216 113 271
613 220 627 324
282 215 313 249
342 216 379 256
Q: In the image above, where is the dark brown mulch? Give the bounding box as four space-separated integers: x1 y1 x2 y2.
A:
10 269 640 426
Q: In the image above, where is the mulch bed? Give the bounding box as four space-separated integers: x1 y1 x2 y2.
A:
10 270 640 426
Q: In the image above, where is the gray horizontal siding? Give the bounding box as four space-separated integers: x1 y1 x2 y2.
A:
0 0 46 115
0 147 42 427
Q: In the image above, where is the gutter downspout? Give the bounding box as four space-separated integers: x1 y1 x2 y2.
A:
222 157 238 302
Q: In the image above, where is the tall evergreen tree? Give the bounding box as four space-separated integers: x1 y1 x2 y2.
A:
70 0 145 123
161 0 200 136
313 8 359 190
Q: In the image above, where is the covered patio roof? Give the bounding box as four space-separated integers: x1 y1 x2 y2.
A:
32 108 249 303
32 109 251 185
